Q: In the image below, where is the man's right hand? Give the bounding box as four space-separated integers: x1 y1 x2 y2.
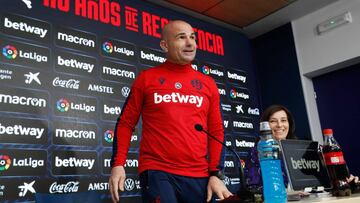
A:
109 166 126 203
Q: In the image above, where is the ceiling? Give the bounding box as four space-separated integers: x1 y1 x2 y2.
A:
146 0 339 38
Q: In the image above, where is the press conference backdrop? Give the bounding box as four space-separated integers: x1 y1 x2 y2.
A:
0 0 260 202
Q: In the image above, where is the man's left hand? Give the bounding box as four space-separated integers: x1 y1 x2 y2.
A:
207 176 233 202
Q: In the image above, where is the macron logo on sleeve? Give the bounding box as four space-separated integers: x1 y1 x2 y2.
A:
154 92 203 108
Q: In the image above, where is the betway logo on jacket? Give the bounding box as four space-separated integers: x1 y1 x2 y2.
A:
154 92 203 108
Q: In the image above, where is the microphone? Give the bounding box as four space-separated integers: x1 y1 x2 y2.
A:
195 124 254 202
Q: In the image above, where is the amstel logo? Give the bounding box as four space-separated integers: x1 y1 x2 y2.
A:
56 98 70 112
102 42 113 53
2 45 18 59
0 155 11 171
104 130 114 143
201 65 210 75
229 89 237 99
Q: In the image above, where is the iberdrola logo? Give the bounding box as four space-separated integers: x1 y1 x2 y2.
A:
2 45 18 59
56 98 70 112
104 130 114 143
229 89 237 99
102 42 113 53
201 65 210 75
0 155 11 171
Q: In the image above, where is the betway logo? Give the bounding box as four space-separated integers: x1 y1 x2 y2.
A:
103 66 135 79
291 157 320 172
55 156 94 169
57 56 94 73
227 71 246 83
140 51 165 63
233 121 253 129
104 104 121 115
235 139 255 148
57 32 95 48
223 120 229 128
4 17 48 38
0 94 46 107
55 129 95 139
154 92 203 108
0 123 44 139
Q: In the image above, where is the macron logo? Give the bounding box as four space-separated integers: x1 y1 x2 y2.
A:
154 92 203 108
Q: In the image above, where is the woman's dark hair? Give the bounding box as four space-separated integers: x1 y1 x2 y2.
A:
260 105 297 139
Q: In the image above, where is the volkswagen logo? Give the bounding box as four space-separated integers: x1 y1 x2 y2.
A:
223 176 230 186
124 178 135 191
121 86 131 97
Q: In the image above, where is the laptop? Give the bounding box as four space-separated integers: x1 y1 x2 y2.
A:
279 139 331 192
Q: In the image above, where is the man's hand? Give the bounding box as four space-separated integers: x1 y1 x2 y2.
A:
109 166 126 203
207 176 233 202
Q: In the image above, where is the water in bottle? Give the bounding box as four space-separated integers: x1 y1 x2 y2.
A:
257 121 287 203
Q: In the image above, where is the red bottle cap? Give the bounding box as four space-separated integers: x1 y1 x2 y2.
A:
323 128 333 136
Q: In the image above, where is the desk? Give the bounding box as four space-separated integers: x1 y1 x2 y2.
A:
297 193 360 203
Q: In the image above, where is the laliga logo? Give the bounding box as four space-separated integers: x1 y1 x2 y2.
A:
102 42 113 53
56 98 70 112
104 130 114 143
201 65 210 75
0 155 11 171
2 45 18 59
229 89 236 99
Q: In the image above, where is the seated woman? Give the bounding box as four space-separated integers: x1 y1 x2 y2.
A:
244 104 359 193
244 104 295 193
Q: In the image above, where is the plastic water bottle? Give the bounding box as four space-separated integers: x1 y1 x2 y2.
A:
257 121 287 203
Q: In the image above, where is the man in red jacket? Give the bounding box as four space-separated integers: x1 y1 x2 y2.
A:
109 20 232 203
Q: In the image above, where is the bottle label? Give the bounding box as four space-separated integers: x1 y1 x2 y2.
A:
323 151 346 165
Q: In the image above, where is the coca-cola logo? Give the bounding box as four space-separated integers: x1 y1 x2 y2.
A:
52 77 80 89
49 181 79 194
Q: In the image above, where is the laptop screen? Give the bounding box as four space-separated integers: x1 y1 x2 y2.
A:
280 139 331 191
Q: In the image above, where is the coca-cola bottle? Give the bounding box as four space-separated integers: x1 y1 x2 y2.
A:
322 128 351 196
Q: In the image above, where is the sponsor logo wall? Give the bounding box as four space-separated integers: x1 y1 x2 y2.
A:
0 0 260 202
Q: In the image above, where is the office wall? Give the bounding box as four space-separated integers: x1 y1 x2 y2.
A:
252 23 311 140
292 0 360 142
0 0 259 202
292 0 360 173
